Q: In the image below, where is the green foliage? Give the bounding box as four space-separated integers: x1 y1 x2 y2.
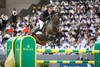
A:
0 61 4 67
39 63 48 67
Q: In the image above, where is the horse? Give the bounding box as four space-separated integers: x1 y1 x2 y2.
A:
33 13 61 45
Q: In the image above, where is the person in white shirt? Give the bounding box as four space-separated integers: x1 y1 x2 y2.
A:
1 13 8 30
95 16 100 23
0 31 2 44
50 0 54 5
1 13 8 21
55 0 59 5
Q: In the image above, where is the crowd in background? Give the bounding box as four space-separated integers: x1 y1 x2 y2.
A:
36 0 100 51
0 0 100 54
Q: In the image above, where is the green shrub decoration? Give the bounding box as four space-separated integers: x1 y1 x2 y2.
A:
0 61 4 67
39 63 48 67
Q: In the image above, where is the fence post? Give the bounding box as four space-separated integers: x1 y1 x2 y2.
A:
7 37 18 57
15 36 36 67
95 39 100 67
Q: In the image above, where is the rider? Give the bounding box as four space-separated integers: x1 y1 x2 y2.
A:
33 5 55 34
40 4 55 23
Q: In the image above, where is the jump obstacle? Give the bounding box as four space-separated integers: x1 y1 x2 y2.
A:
37 60 94 64
37 49 100 53
7 36 100 67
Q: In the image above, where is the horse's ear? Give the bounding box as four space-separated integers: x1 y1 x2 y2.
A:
54 13 58 18
55 12 59 15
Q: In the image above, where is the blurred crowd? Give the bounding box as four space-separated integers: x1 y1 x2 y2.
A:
37 0 100 51
0 0 100 54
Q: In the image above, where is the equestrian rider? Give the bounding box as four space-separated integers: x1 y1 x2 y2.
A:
40 5 55 24
33 5 55 34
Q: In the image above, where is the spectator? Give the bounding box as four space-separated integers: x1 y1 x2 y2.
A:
0 31 2 44
84 57 89 61
12 8 17 24
1 13 8 30
0 16 2 31
77 55 84 61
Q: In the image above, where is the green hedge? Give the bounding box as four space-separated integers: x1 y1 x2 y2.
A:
0 61 4 67
39 63 48 67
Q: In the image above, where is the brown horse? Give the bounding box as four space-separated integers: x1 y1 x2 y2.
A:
33 13 61 45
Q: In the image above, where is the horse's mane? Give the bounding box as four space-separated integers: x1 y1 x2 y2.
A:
43 13 60 33
49 13 60 25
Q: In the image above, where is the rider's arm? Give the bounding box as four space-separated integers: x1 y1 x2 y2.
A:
40 11 47 21
40 10 51 22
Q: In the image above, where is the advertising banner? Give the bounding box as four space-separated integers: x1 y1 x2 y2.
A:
60 63 94 67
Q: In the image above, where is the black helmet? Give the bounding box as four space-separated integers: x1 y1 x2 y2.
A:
47 4 53 8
